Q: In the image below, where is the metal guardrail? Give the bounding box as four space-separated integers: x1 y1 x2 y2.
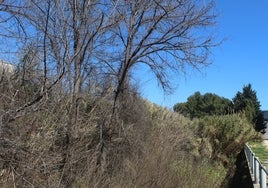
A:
244 144 268 188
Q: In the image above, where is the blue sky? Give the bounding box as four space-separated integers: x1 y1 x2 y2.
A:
140 0 268 110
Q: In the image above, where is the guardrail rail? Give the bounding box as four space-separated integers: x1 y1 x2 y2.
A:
244 144 268 188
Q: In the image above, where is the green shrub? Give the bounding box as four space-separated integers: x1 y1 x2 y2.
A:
198 114 261 162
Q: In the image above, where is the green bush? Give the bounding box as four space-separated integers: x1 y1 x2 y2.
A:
198 114 261 162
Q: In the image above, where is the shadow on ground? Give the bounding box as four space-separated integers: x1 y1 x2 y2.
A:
227 150 254 188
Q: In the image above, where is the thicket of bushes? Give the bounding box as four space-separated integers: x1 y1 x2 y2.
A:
0 73 261 187
198 114 261 187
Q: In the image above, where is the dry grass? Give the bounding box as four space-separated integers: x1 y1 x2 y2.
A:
0 78 257 187
98 102 227 188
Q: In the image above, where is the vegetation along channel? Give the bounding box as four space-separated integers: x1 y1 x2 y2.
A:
0 0 266 187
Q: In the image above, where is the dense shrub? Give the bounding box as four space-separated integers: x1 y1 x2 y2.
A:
198 114 261 187
104 102 227 188
199 114 260 160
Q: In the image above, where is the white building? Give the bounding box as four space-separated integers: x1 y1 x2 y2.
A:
0 60 15 75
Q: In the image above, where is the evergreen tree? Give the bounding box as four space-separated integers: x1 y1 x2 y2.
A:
174 92 232 119
232 84 265 131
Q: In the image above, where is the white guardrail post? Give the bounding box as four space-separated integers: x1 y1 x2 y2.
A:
251 153 255 174
260 166 267 188
254 157 260 184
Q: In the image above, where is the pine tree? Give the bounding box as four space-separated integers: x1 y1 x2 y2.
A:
233 84 265 132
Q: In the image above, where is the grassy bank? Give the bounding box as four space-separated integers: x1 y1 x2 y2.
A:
248 141 268 167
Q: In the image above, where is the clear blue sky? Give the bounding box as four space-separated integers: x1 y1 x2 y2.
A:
140 0 268 110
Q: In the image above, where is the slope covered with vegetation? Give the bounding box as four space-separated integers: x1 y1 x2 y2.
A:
0 72 260 187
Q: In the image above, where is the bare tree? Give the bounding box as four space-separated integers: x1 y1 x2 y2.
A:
0 0 219 124
100 0 218 108
0 1 116 139
0 1 112 186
